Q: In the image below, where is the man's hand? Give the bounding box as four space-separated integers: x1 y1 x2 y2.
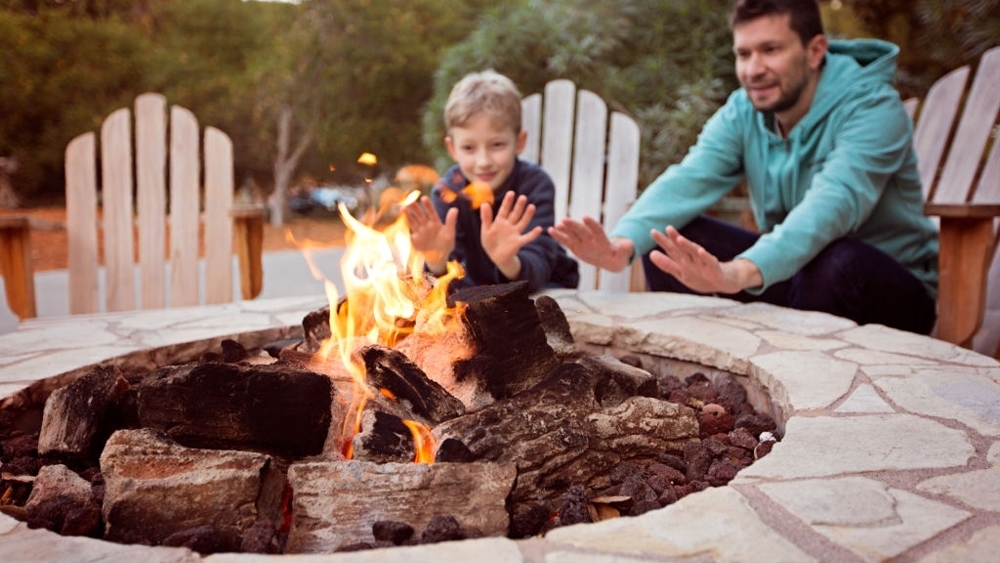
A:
549 216 633 272
404 196 457 275
480 191 543 280
648 226 762 294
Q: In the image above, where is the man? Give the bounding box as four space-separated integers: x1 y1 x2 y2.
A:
549 0 938 334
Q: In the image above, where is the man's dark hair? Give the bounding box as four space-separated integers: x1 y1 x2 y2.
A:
730 0 824 45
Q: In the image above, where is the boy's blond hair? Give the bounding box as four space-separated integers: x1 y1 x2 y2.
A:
444 70 522 134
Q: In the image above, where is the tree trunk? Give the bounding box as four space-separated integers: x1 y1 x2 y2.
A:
271 104 314 227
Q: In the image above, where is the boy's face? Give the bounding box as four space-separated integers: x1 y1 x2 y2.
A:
445 113 527 193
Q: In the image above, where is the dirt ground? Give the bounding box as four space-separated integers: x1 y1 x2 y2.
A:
0 206 348 272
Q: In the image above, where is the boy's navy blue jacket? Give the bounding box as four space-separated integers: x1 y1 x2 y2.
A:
431 159 579 292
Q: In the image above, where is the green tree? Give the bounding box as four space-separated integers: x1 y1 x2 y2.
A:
836 0 1000 96
255 0 500 224
0 6 154 200
422 0 737 188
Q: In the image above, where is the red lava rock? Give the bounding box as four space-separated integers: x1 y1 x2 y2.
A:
373 520 414 545
698 410 735 436
511 505 550 538
683 441 712 482
60 504 102 537
630 499 661 516
755 439 776 459
736 412 777 437
241 519 280 554
706 459 741 486
162 525 233 554
420 514 466 544
647 462 686 485
728 427 759 450
702 403 726 415
558 485 592 526
685 374 718 403
657 485 679 506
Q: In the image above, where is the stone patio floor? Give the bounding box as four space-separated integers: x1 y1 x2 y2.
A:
1 291 999 562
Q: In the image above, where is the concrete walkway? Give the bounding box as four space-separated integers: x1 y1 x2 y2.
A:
0 247 346 335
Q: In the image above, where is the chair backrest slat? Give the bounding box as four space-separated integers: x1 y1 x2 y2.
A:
168 105 201 308
913 66 968 200
65 133 99 314
135 92 168 310
101 108 136 313
204 126 234 304
933 48 1000 204
541 80 576 223
521 93 542 165
600 112 641 291
522 79 641 291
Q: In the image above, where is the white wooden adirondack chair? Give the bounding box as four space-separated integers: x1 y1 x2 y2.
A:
63 92 264 315
905 46 1000 357
521 79 642 291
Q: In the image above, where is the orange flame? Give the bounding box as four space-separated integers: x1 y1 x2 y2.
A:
304 191 466 461
402 419 436 464
438 181 494 210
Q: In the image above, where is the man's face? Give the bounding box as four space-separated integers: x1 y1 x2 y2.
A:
445 113 527 194
733 13 825 117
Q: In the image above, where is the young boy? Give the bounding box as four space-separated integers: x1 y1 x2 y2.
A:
405 70 579 292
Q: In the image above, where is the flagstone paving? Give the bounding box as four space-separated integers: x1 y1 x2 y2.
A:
1 291 998 562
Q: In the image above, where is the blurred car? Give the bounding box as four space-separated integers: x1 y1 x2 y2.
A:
289 186 363 215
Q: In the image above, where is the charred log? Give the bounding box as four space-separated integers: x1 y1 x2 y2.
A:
120 362 332 458
354 345 465 424
37 365 129 461
448 281 559 403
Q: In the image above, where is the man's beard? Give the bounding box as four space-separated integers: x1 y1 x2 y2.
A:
747 76 807 114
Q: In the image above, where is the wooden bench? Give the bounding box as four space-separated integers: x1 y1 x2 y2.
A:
906 45 1000 357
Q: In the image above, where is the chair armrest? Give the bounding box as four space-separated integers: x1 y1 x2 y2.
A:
0 216 37 319
924 203 1000 219
230 205 267 300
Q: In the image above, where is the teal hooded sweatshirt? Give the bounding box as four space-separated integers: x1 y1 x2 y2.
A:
611 39 939 298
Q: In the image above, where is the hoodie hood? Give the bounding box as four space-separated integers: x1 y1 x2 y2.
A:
793 38 900 136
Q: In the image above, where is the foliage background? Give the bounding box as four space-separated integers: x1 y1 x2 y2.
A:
1 0 997 207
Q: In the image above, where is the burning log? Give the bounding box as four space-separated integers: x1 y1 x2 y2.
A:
432 359 699 508
398 281 559 409
284 460 516 554
100 429 285 550
119 361 333 458
354 344 465 425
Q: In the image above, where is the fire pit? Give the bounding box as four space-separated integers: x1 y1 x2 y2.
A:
2 291 999 562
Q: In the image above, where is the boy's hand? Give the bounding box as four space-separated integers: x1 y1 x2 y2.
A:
549 216 632 272
480 191 543 280
404 196 457 275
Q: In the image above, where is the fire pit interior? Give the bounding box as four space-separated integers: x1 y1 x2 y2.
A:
0 281 781 555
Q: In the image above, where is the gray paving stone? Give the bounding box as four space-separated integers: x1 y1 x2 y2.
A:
759 477 970 562
712 301 856 335
0 523 199 563
751 350 858 411
917 467 1000 512
916 525 1000 563
838 325 999 367
631 316 761 368
868 367 1000 436
575 291 734 320
834 347 939 365
990 441 1000 465
756 330 849 351
204 537 524 563
834 383 896 414
544 487 814 563
735 414 975 480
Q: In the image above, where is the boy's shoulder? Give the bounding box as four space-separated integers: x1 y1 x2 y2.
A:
509 158 554 191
